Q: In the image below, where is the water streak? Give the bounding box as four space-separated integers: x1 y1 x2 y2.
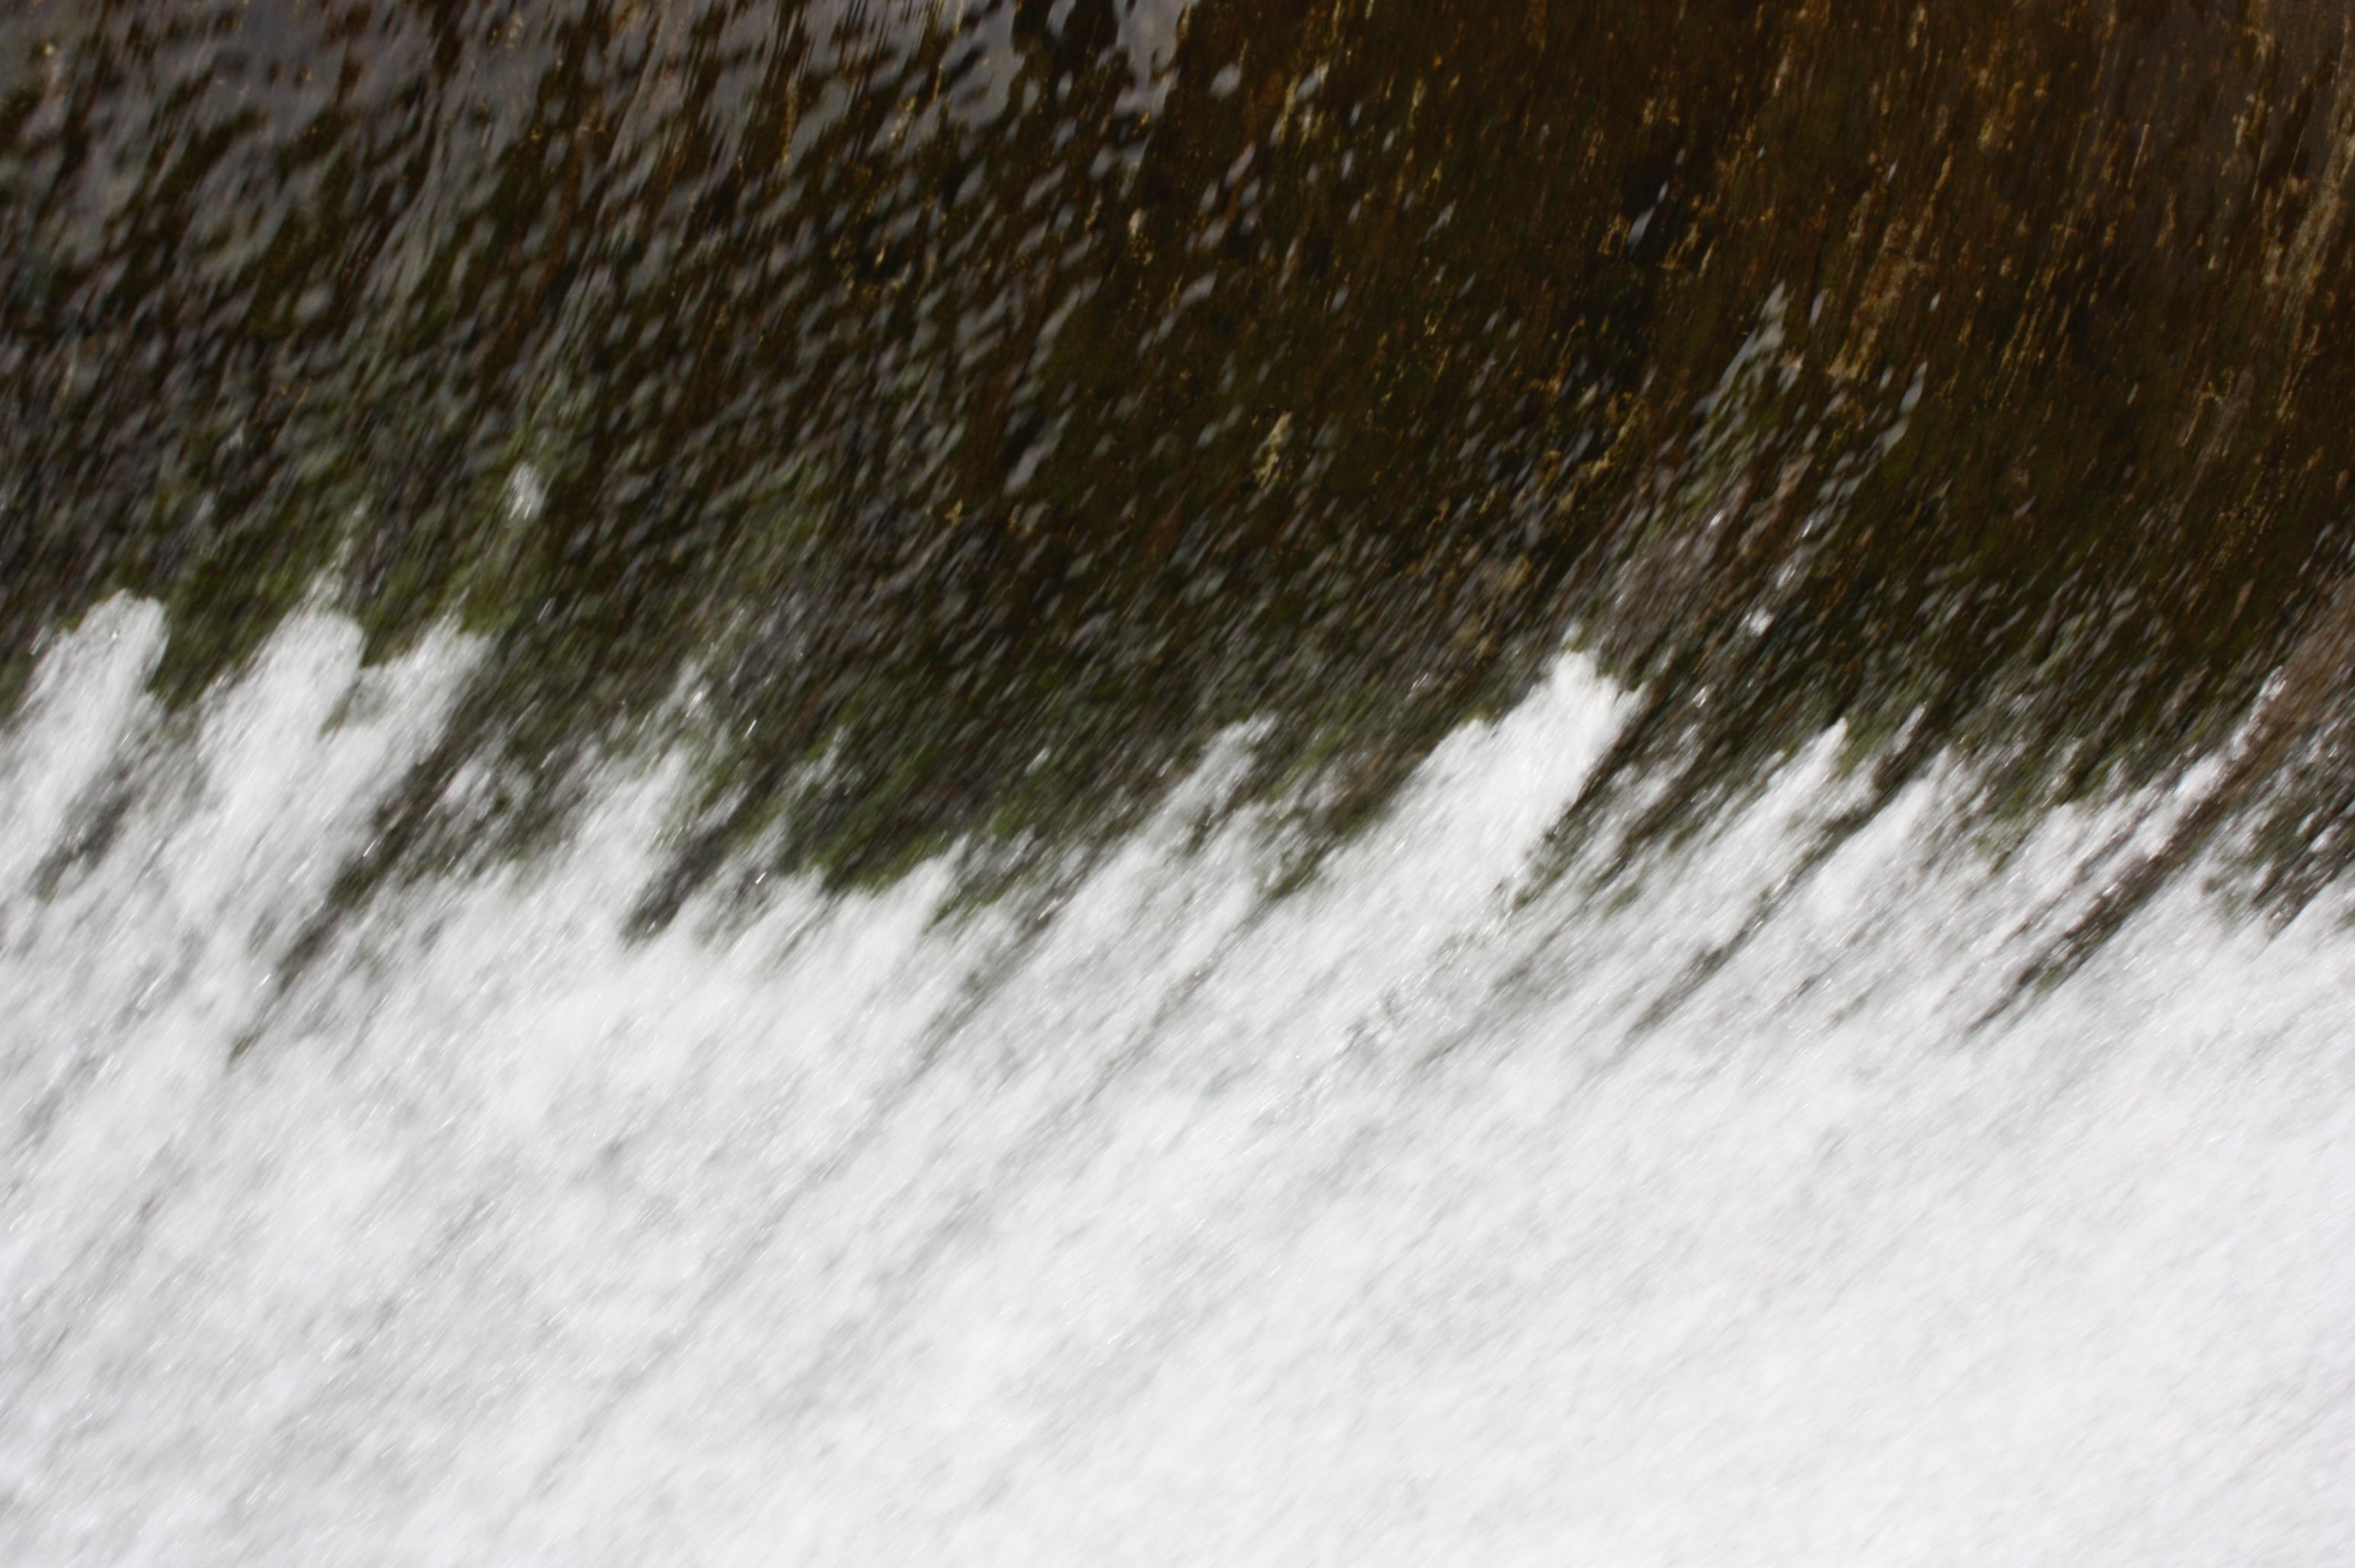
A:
2 606 2347 1564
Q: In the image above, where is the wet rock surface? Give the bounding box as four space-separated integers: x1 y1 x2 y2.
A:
5 0 2354 943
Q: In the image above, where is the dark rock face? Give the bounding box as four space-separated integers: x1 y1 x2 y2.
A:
5 0 2354 946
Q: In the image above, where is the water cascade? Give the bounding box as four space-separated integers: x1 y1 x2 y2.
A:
2 4 2350 1562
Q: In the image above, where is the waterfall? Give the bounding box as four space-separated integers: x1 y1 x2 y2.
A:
3 600 2346 1563
5 2 2353 1560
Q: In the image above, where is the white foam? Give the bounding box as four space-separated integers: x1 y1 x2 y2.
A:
0 606 2347 1566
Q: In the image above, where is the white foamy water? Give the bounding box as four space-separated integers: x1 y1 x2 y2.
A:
2 600 2350 1566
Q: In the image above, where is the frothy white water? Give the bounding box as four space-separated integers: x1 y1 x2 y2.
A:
2 602 2349 1566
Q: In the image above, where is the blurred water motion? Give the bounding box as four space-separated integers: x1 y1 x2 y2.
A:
6 0 2355 925
2 5 2353 1562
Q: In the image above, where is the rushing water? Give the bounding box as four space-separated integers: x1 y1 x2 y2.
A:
5 2 2355 1562
3 599 2350 1563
